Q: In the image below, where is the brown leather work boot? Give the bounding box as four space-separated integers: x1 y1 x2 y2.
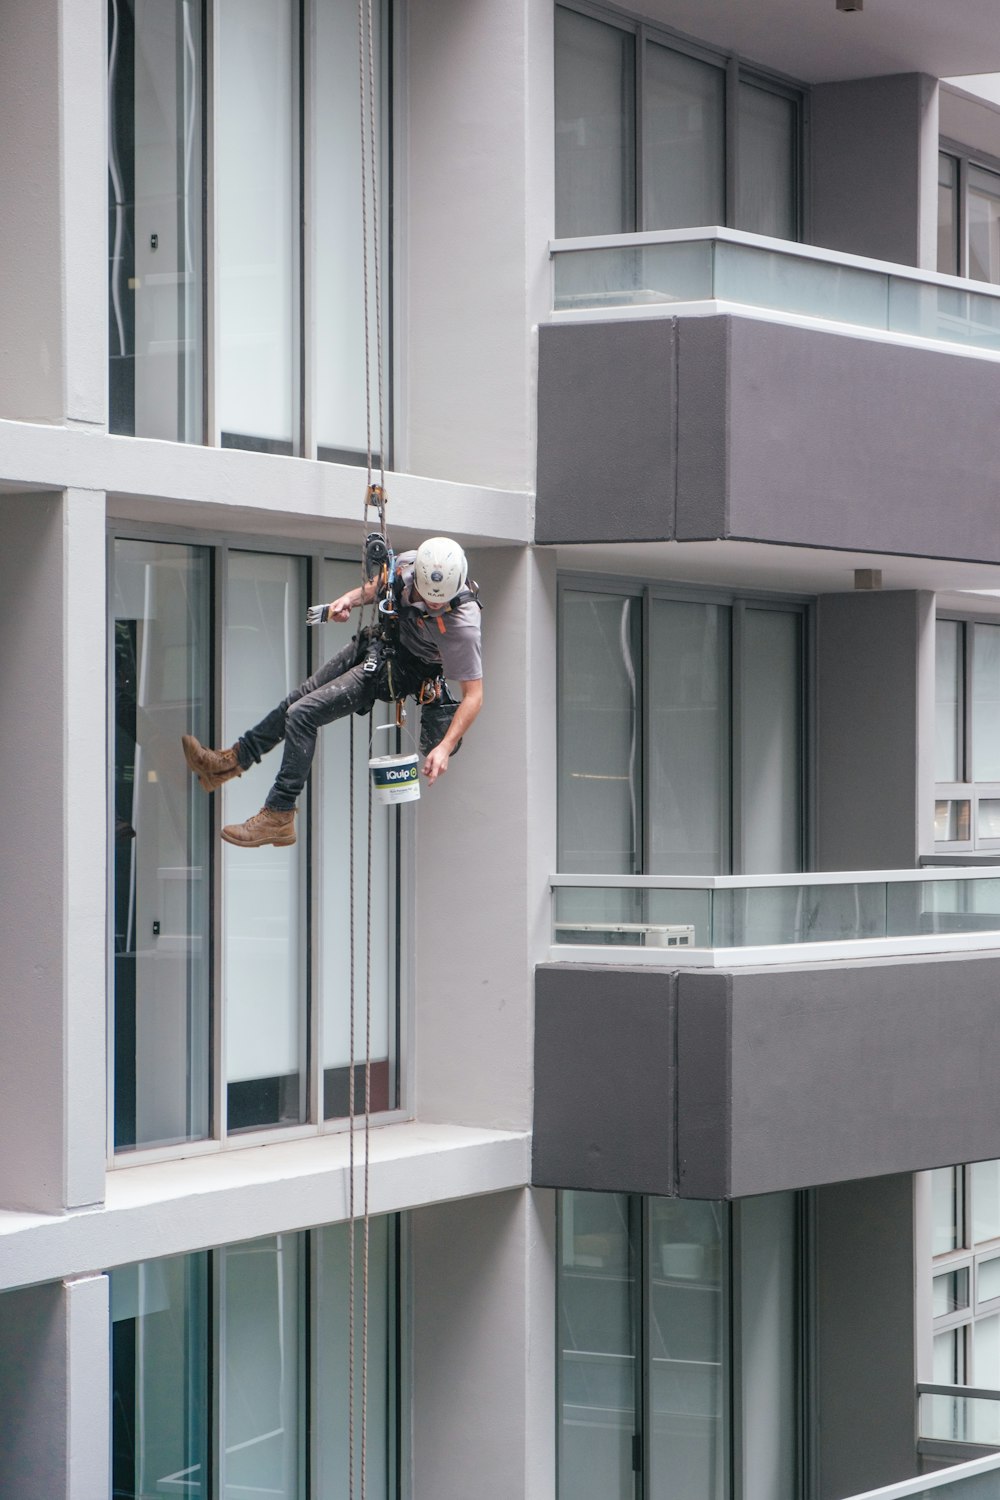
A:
221 806 296 849
182 734 244 792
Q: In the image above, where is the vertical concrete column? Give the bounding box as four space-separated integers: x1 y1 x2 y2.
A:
414 548 555 1132
410 1189 556 1500
0 1275 110 1500
0 0 106 426
810 75 938 269
0 491 106 1213
814 590 934 871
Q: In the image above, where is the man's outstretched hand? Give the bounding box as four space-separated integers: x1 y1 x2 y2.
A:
421 744 451 784
306 595 353 626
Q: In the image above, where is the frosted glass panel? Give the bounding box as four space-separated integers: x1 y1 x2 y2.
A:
555 7 635 237
644 43 724 231
113 540 212 1151
315 0 387 459
736 83 796 240
558 1192 635 1500
223 552 306 1130
558 591 642 874
648 599 729 874
738 1194 797 1500
218 0 296 445
314 1218 394 1498
108 0 204 442
973 625 1000 781
973 1161 1000 1245
221 1236 303 1498
741 610 801 874
111 1254 209 1498
649 1198 725 1500
937 620 963 783
319 559 397 1119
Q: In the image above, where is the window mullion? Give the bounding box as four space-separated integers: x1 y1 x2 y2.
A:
635 1195 648 1500
726 57 739 228
635 27 647 232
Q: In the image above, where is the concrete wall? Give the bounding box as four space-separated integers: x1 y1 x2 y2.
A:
400 0 552 490
815 590 935 871
814 1175 918 1499
0 1276 110 1500
414 547 556 1131
409 1188 556 1500
536 315 1000 562
0 0 105 425
536 952 1000 1199
0 493 106 1213
809 73 939 269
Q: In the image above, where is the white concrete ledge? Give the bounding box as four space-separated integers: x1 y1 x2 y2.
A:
0 1122 531 1292
0 418 533 547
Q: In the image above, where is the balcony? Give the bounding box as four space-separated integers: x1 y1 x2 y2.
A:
550 227 1000 355
535 230 1000 566
534 868 1000 1199
551 867 1000 967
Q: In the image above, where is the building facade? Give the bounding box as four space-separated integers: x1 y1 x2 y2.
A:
4 1 1000 1497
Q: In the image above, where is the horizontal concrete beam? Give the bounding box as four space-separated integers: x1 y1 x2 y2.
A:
0 1122 530 1292
0 418 533 547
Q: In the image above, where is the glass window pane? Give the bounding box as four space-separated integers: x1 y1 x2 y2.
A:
968 164 1000 287
935 799 971 843
223 552 307 1131
558 591 642 874
111 1254 209 1499
979 800 1000 840
936 619 963 783
737 1193 797 1499
649 1198 725 1500
108 0 204 442
980 1256 1000 1305
649 599 730 875
315 0 388 462
740 610 802 874
218 0 296 448
319 559 397 1120
973 1161 1000 1244
974 1312 1000 1387
939 153 959 277
736 83 796 240
221 1235 303 1496
314 1217 395 1497
113 540 212 1151
933 1268 970 1317
558 1192 635 1500
644 42 725 231
973 624 1000 780
933 1326 966 1384
555 6 636 238
932 1167 965 1255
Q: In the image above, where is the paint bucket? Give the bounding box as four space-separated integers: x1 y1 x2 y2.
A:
368 751 420 804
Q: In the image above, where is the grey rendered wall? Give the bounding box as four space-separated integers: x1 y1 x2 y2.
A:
815 591 934 871
537 316 1000 560
809 74 939 269
814 1176 918 1499
0 494 106 1213
409 1189 556 1500
536 953 1000 1199
0 1276 110 1500
532 965 676 1195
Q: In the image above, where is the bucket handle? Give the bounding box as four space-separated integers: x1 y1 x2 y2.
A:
369 717 419 757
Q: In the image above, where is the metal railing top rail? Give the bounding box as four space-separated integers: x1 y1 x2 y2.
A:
919 1384 1000 1403
548 225 1000 302
551 868 1000 892
839 1449 1000 1499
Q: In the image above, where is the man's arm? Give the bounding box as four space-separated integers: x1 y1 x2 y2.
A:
422 679 483 785
307 577 378 625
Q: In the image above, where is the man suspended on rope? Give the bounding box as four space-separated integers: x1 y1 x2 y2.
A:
180 537 483 850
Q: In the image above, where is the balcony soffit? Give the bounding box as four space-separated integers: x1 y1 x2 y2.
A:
640 0 1000 85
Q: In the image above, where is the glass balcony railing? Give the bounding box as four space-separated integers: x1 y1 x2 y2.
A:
550 228 1000 354
920 1384 1000 1449
550 868 1000 965
840 1451 1000 1499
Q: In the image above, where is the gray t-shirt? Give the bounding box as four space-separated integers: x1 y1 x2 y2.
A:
393 553 483 681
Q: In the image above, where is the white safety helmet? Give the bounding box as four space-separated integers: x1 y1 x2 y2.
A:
413 536 468 604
